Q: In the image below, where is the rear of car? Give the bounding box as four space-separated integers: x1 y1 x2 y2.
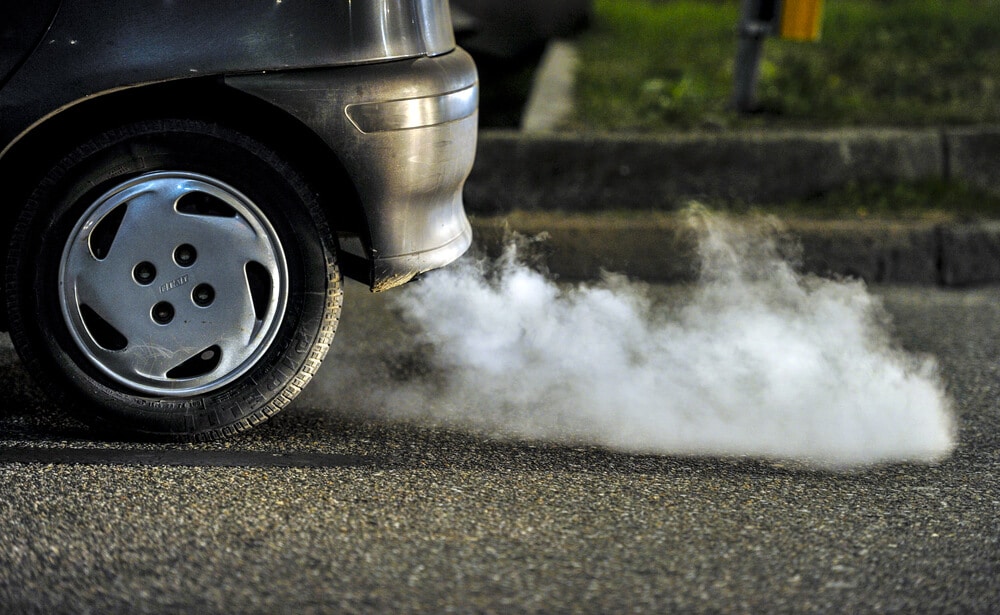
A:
0 1 478 440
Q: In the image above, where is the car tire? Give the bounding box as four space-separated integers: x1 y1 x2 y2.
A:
5 119 342 441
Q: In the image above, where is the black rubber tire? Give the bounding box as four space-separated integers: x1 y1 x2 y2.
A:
5 119 342 441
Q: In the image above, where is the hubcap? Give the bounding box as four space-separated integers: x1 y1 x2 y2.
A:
59 171 288 396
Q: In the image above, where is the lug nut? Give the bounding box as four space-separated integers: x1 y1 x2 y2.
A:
174 244 197 267
133 261 156 285
152 301 175 324
192 284 215 307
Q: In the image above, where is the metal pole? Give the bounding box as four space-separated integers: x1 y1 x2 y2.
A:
732 0 778 113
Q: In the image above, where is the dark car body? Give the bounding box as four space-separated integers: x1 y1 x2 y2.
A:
0 1 478 440
0 0 477 299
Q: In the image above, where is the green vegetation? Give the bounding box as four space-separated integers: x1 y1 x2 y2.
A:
756 180 1000 221
572 0 1000 131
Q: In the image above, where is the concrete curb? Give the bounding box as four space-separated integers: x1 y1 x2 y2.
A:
464 128 1000 285
519 40 579 132
466 127 1000 213
469 214 1000 286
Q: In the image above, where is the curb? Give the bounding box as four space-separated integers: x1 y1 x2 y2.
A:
463 128 1000 285
469 214 1000 286
466 127 1000 213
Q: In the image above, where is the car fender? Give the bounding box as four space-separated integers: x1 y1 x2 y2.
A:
0 0 456 159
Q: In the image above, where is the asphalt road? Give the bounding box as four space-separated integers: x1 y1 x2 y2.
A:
1 283 998 614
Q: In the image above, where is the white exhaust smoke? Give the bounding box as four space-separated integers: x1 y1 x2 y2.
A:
312 208 955 469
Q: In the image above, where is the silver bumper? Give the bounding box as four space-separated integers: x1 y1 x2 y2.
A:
227 49 478 291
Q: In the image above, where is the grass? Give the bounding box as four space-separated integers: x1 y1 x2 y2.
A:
754 179 1000 221
571 0 1000 131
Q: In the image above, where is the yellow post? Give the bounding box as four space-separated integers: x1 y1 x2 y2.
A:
779 0 825 41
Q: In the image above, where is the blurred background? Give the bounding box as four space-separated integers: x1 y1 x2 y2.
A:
457 0 1000 221
455 0 1000 131
452 0 593 127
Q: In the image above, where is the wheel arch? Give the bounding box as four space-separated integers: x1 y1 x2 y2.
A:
0 77 371 330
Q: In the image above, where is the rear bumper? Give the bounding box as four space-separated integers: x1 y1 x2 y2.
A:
226 49 478 291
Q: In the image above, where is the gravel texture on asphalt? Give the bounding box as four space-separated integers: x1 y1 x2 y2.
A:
1 285 998 614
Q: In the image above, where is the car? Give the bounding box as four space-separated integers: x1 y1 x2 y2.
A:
0 1 478 441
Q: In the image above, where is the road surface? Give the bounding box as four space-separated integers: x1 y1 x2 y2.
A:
1 283 998 613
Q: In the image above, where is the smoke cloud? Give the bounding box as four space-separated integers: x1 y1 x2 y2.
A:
311 208 955 468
